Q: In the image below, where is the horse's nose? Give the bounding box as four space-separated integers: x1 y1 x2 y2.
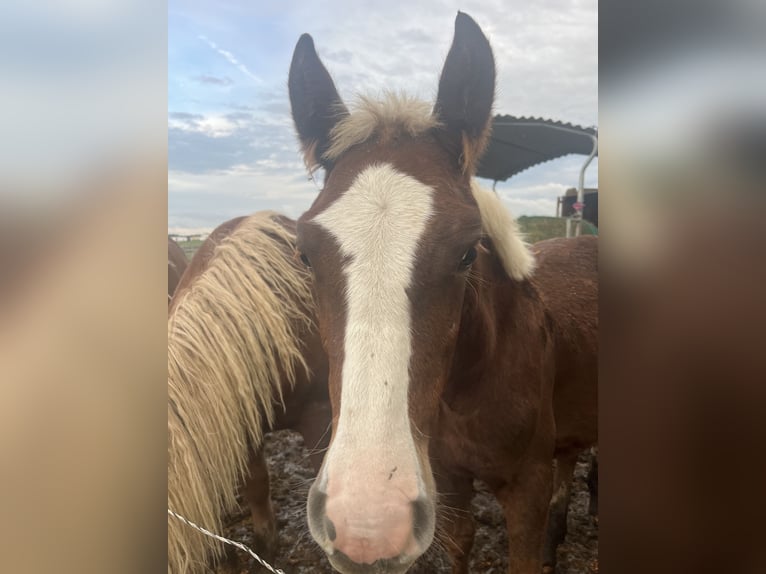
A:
326 495 412 564
307 482 434 571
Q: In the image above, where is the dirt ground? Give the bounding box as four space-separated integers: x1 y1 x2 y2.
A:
223 430 598 574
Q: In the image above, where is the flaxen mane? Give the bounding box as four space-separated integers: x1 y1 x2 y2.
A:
167 212 314 574
470 182 535 280
320 92 535 281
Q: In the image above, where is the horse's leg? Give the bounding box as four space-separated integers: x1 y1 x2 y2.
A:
216 545 243 574
242 446 278 571
542 450 578 573
436 471 476 574
587 449 598 517
494 457 553 574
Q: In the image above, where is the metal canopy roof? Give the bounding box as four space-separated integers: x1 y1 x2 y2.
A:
476 116 598 182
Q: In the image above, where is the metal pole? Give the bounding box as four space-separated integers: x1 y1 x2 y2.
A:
572 134 598 237
488 120 598 238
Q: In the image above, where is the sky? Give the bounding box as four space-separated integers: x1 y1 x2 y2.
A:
168 0 598 234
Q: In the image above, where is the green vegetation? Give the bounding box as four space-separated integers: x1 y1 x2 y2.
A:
177 238 204 260
517 216 598 244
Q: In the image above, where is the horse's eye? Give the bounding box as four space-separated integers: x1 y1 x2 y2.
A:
299 252 312 268
459 246 477 269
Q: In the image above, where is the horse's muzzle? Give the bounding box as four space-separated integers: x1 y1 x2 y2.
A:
307 480 435 573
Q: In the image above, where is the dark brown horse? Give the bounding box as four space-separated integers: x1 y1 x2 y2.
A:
168 236 188 300
287 12 597 574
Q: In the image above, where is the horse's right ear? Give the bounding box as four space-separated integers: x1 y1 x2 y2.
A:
289 34 348 172
433 12 495 175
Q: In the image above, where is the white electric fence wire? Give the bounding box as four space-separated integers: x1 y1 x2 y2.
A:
168 508 287 574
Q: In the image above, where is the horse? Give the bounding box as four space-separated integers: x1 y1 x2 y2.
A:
168 215 595 574
531 237 599 572
167 211 330 574
168 236 188 301
287 12 597 574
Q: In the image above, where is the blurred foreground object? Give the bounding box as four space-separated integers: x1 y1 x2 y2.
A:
0 161 167 574
0 2 165 569
601 1 766 572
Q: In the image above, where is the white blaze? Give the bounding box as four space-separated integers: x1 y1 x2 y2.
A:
313 162 434 487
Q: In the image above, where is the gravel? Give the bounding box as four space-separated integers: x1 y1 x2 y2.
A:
221 431 598 574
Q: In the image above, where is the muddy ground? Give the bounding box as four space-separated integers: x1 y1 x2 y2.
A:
223 430 598 574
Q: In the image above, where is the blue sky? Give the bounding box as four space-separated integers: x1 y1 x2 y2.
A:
168 0 598 233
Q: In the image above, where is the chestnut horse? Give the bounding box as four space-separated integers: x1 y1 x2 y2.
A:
167 212 330 574
167 236 188 300
532 237 599 571
168 214 595 574
288 12 597 574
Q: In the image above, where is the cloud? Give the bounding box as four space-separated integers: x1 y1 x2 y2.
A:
168 107 299 174
168 166 317 230
224 103 256 112
168 113 240 138
290 1 598 125
193 74 233 86
167 163 581 230
169 2 597 229
169 111 203 121
198 35 262 84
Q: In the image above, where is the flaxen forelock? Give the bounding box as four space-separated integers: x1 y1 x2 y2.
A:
322 94 532 282
323 92 441 161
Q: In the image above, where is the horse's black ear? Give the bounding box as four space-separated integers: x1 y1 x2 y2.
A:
433 12 495 174
289 34 348 172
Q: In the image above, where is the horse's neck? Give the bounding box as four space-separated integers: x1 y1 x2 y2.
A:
447 255 547 399
455 281 501 373
448 270 508 385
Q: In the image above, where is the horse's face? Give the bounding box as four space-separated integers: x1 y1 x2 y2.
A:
290 13 494 573
297 142 483 571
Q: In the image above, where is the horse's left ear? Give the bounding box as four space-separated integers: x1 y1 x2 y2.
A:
433 12 495 174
